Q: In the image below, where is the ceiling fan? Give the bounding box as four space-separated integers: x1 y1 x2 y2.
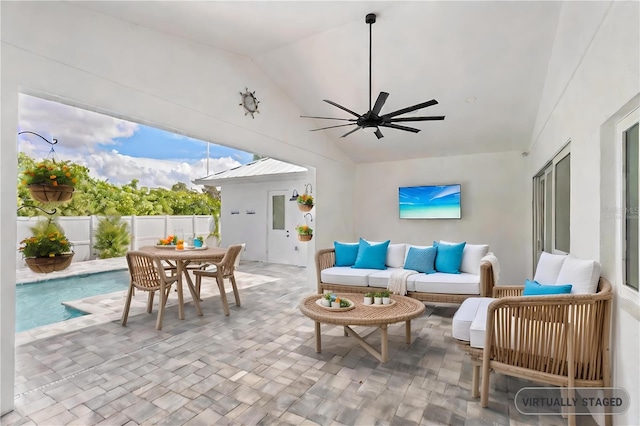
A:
301 13 445 140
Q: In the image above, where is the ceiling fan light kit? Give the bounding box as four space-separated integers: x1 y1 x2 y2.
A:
302 13 445 139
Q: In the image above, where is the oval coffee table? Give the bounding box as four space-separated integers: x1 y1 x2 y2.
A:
299 293 426 363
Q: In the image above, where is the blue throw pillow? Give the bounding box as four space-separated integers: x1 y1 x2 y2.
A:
352 238 390 270
523 279 572 296
404 246 437 274
334 242 359 266
432 241 466 274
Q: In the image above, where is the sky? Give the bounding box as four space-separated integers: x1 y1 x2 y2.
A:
17 94 254 190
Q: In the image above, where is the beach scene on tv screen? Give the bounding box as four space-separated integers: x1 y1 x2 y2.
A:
399 184 461 219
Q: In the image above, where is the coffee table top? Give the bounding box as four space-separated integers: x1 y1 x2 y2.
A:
299 293 425 326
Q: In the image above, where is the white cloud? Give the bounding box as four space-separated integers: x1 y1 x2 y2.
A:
18 94 139 157
60 149 240 190
17 93 243 190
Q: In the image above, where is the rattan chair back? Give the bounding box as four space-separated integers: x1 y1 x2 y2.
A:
126 251 173 291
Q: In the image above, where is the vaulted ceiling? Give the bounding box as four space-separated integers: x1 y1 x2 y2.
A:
73 1 563 163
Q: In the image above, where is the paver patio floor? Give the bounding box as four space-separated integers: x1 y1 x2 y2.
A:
3 261 595 425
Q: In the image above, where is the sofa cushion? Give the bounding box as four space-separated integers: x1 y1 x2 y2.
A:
386 244 407 268
321 267 375 287
523 279 572 296
533 252 567 284
469 299 498 348
452 297 496 343
367 268 408 288
440 240 489 274
555 256 601 294
404 246 437 274
334 242 359 266
353 239 390 270
433 241 466 274
407 272 480 295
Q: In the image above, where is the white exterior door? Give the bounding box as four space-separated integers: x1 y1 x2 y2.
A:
267 191 290 263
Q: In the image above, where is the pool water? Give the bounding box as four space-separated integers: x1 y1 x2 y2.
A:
16 269 130 332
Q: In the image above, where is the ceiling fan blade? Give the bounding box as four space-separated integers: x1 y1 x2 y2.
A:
383 99 439 118
341 126 363 138
374 128 384 139
371 92 389 115
380 123 421 133
310 123 357 131
387 116 445 122
300 115 357 122
323 99 361 118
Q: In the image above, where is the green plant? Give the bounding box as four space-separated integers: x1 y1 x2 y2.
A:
380 290 391 298
339 299 351 308
196 235 204 243
20 158 78 188
297 193 314 206
93 216 131 259
295 225 313 236
365 292 374 297
324 293 333 301
18 218 72 258
374 292 383 298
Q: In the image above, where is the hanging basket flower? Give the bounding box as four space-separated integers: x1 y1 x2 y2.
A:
295 225 313 242
25 253 74 274
18 218 74 273
297 193 314 212
21 159 78 203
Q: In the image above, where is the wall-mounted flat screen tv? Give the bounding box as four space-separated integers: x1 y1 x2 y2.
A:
399 184 461 219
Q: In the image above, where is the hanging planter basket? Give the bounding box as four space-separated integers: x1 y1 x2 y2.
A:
297 203 313 212
28 184 74 203
297 234 313 242
24 253 74 274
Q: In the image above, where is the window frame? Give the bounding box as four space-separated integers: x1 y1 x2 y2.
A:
533 143 571 270
617 107 640 306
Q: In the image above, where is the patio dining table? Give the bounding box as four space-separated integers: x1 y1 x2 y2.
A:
139 245 227 320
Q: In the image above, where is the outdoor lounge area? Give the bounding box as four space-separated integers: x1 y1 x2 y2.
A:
3 259 597 425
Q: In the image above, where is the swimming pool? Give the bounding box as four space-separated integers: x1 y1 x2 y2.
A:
16 269 130 332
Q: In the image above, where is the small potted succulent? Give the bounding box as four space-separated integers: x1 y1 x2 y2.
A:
364 292 374 305
331 296 342 309
297 193 314 212
194 235 204 248
381 290 391 305
295 225 313 242
322 292 332 307
373 292 383 305
21 159 78 203
18 217 74 273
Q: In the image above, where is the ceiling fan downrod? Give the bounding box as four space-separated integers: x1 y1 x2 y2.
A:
366 13 376 113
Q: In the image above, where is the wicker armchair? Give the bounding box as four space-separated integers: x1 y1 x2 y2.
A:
192 244 243 316
460 277 612 426
121 251 178 330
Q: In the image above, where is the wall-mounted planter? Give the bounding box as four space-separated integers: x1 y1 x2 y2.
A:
28 184 74 203
24 253 74 273
297 234 312 242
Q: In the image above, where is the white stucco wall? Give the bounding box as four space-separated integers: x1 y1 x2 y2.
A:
526 2 640 424
0 1 354 414
354 151 529 285
218 175 310 267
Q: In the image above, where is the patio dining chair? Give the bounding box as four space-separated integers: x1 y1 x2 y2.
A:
192 244 244 316
121 251 178 330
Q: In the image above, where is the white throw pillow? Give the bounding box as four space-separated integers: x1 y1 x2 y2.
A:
555 256 601 294
386 244 407 268
440 240 489 275
363 240 406 269
533 252 568 285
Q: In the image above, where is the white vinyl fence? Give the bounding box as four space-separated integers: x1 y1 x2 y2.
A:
16 215 216 269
